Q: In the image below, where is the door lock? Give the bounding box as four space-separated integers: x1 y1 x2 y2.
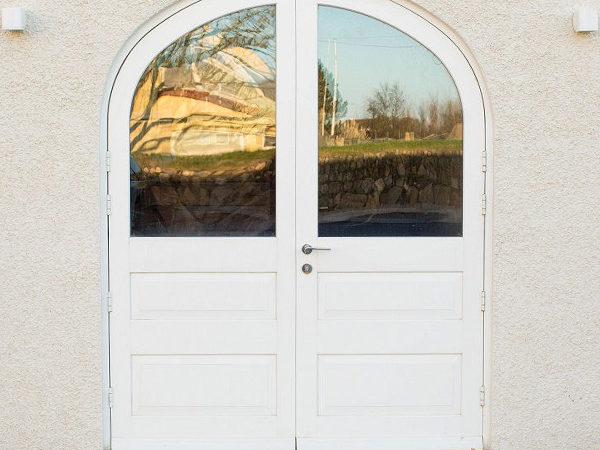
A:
302 264 313 274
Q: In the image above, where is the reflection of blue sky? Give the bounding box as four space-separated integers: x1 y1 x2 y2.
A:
318 6 459 119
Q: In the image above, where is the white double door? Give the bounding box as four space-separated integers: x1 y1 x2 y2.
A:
108 0 485 448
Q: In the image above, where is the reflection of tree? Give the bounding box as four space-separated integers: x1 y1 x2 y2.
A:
130 6 276 153
348 83 462 140
421 96 462 138
318 61 347 136
366 82 406 139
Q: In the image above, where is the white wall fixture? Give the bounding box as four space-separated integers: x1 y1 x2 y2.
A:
2 7 25 31
573 6 598 33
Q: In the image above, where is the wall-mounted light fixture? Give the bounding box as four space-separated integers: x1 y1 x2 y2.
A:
573 6 598 33
2 7 25 31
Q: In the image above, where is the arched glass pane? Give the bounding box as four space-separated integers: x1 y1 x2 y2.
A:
130 6 276 237
318 6 463 237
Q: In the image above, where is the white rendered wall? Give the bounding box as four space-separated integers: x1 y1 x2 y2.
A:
0 1 599 449
412 2 600 448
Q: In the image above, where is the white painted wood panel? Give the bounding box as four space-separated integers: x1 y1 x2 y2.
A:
132 355 276 416
318 355 461 416
317 320 464 354
296 437 482 450
130 321 277 354
314 238 463 272
112 438 295 450
129 238 278 273
118 415 282 439
318 273 462 320
131 273 276 320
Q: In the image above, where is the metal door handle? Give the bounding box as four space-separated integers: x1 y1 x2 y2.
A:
302 244 331 255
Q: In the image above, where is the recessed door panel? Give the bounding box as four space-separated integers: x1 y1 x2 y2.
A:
131 273 277 320
132 355 277 416
318 272 462 320
317 355 462 416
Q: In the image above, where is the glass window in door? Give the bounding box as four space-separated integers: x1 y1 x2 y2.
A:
318 6 463 237
130 6 276 237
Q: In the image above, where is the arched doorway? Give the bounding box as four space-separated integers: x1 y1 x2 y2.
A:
104 0 488 448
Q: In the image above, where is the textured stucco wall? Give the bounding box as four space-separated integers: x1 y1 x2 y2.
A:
411 2 600 448
0 1 599 449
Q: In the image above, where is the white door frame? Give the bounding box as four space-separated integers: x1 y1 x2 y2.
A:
99 1 494 448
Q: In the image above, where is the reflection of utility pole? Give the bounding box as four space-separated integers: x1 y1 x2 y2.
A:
331 39 338 137
321 39 330 137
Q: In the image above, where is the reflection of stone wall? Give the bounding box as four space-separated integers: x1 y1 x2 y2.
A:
132 160 275 236
319 152 462 211
132 152 461 235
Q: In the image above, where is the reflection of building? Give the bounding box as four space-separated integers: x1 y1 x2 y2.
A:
353 117 421 140
448 123 463 140
130 45 276 156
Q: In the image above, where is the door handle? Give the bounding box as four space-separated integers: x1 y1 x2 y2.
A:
302 244 331 255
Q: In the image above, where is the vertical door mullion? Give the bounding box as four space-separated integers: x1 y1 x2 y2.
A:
274 0 298 438
295 0 320 438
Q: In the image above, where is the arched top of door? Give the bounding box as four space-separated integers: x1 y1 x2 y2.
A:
101 0 490 120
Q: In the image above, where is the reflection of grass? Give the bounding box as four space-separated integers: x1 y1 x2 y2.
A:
319 139 462 157
132 140 461 172
133 149 276 171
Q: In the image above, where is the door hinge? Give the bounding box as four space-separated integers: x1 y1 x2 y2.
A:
481 150 488 173
106 151 111 173
108 387 114 409
480 385 486 407
480 290 487 312
106 195 112 216
107 291 113 314
481 193 487 216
